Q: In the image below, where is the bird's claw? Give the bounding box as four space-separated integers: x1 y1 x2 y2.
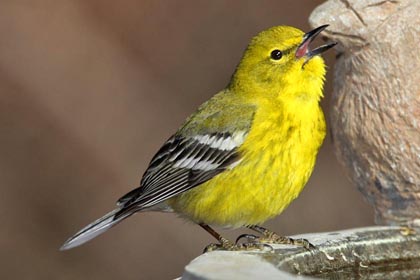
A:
235 233 258 244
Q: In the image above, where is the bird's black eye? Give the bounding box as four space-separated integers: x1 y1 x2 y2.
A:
270 49 283 60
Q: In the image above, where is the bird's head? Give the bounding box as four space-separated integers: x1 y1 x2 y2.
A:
230 25 336 101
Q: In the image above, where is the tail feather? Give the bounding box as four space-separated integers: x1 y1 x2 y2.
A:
60 208 131 250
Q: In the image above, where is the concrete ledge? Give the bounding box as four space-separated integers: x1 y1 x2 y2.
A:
181 226 420 279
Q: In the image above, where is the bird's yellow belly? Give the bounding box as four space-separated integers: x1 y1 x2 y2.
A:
168 117 324 227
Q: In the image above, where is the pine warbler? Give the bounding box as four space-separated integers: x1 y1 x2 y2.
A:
61 25 336 251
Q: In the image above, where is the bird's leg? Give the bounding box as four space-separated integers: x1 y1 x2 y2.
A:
200 223 235 252
247 225 316 250
199 223 270 252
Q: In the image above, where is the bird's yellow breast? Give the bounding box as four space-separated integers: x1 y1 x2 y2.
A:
169 96 326 227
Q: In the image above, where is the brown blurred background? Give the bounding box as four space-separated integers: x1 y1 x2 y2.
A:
0 1 373 279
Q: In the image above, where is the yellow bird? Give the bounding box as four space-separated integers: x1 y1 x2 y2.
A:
61 25 335 251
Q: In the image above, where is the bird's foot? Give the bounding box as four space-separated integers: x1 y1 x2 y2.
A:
258 235 315 250
203 236 272 253
239 225 316 251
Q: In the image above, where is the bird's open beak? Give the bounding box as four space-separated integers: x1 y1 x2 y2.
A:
295 25 337 59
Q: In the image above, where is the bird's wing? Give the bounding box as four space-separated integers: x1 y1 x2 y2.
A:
116 95 256 212
60 101 254 250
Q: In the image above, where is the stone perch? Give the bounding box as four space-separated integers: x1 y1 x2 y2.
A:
181 1 420 278
182 226 420 279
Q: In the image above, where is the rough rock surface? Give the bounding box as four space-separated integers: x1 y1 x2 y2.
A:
310 0 420 225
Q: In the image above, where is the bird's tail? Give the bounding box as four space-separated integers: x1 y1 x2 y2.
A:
60 208 132 250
